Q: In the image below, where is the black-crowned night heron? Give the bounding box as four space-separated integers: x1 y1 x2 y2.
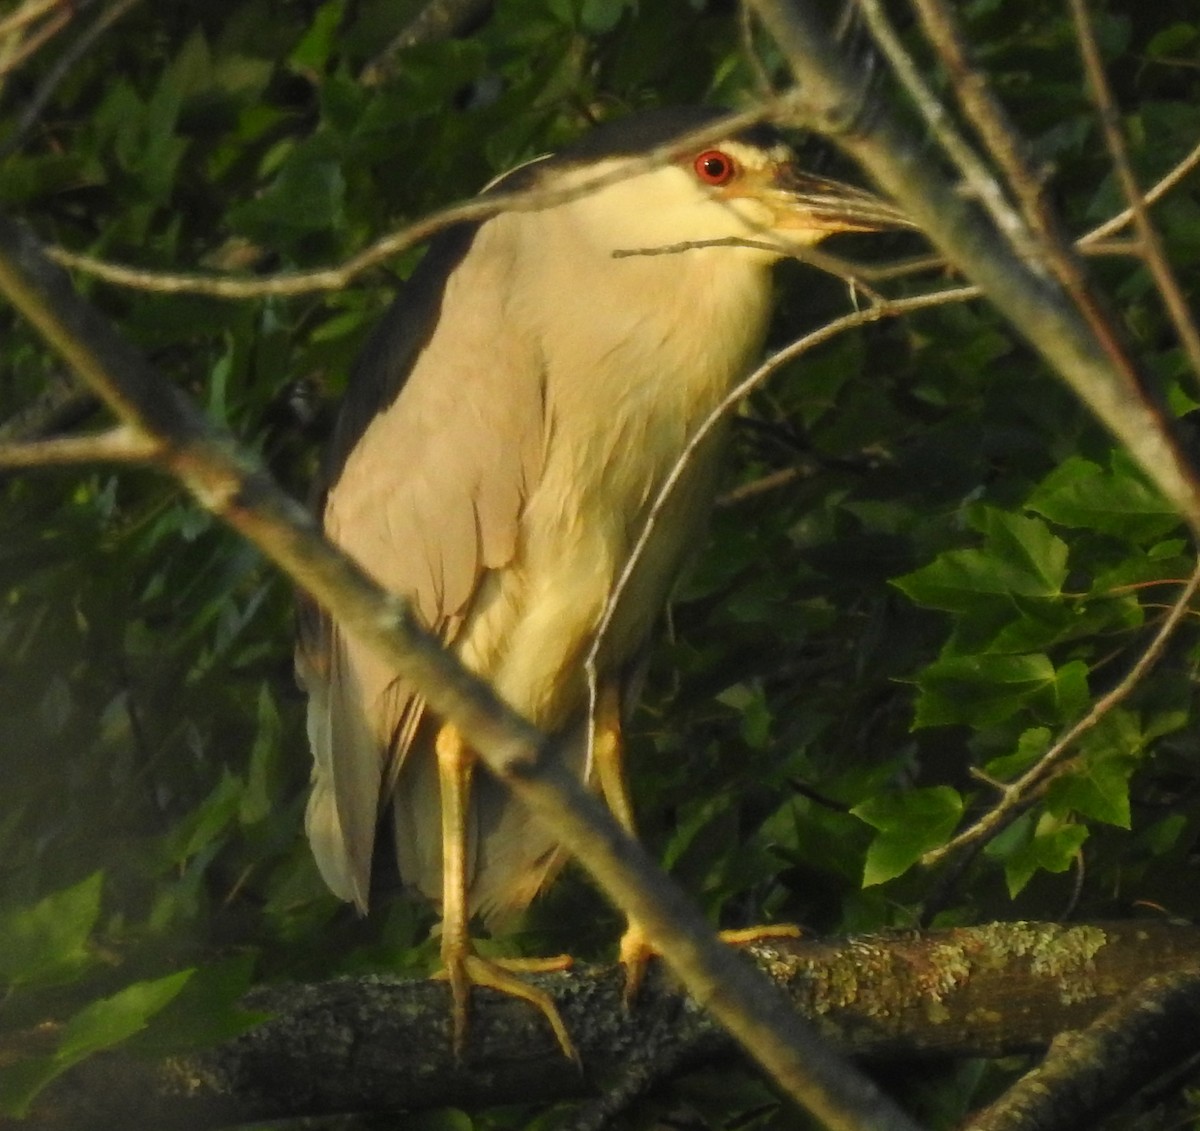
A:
298 106 909 1060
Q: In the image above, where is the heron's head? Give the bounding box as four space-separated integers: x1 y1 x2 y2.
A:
506 107 913 263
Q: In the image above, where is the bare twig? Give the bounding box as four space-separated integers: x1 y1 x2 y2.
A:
0 0 141 160
1070 0 1200 386
749 1 1200 536
922 562 1200 870
1081 136 1200 245
36 116 1197 306
0 369 96 442
854 0 1037 265
612 235 899 298
0 0 80 80
0 423 158 467
586 282 980 766
360 0 493 87
43 105 790 298
0 0 64 41
716 465 803 508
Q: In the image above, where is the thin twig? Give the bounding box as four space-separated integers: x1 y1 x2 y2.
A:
613 235 897 298
716 465 803 508
0 0 139 160
905 0 1154 412
1069 0 1200 388
922 562 1200 869
37 102 1199 304
854 0 1037 266
585 283 980 771
0 0 63 41
1081 136 1200 245
0 423 158 467
0 3 70 78
43 104 790 298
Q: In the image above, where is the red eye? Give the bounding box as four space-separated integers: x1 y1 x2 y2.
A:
693 149 737 185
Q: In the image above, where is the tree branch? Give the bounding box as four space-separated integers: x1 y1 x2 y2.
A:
1068 0 1200 387
749 0 1200 536
360 0 494 86
0 423 158 467
965 962 1200 1131
23 921 1200 1130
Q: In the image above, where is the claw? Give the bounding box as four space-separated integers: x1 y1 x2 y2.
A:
618 920 802 1004
434 949 578 1064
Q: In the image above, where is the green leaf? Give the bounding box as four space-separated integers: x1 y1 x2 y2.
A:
912 652 1058 728
0 873 102 987
1146 22 1198 58
124 956 267 1054
241 685 282 825
229 152 347 240
984 726 1052 780
716 681 772 750
1026 453 1181 543
59 971 194 1061
1045 710 1144 827
1000 817 1088 898
581 0 633 33
854 787 963 886
1140 813 1187 856
894 509 1068 612
162 770 243 865
0 971 192 1116
289 0 346 76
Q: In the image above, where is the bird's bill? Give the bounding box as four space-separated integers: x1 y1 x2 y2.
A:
766 169 914 237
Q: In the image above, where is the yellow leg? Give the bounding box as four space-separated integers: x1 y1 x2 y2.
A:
592 686 656 1003
592 690 802 1000
433 723 578 1064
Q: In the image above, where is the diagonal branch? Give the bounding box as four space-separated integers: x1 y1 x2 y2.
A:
854 0 1037 264
1069 0 1200 387
747 0 1200 539
0 212 923 1131
964 964 1200 1131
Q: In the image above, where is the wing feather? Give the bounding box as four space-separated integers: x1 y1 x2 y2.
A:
299 214 544 909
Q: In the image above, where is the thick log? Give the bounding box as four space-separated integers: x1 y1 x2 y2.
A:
22 920 1200 1128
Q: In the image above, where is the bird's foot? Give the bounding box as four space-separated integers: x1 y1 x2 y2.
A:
717 923 803 947
433 948 578 1064
618 920 802 1005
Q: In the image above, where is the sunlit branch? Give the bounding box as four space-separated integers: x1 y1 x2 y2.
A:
855 0 1037 266
0 423 158 467
43 105 792 299
586 281 980 774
